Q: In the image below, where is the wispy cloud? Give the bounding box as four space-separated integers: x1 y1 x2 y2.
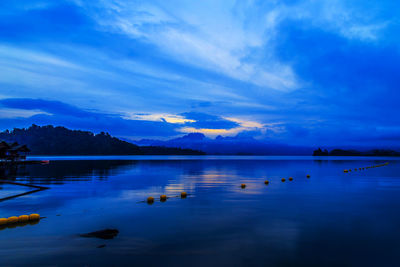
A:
75 0 300 92
123 113 195 124
285 0 389 41
0 108 51 119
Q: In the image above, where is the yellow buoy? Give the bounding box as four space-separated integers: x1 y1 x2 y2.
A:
7 216 18 224
0 218 8 225
147 196 154 204
344 169 348 173
264 180 269 185
18 215 29 222
28 214 40 221
281 178 286 182
306 175 311 178
160 195 167 202
289 177 293 181
181 192 187 198
241 184 246 189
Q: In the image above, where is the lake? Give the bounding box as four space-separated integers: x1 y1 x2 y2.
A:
1 156 399 266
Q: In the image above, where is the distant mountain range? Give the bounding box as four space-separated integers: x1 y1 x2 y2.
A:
133 133 313 155
0 125 204 155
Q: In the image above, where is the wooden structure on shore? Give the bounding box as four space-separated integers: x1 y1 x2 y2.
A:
0 141 31 162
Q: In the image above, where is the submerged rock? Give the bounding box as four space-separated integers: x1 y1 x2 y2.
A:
80 229 119 239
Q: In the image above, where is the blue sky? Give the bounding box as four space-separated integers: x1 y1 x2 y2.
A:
0 0 399 147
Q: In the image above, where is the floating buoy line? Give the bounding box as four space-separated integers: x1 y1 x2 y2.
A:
141 174 312 204
343 162 389 173
142 161 389 204
138 192 192 204
0 214 41 230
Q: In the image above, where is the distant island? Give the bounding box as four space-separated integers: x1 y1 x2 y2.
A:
0 125 205 155
313 148 400 157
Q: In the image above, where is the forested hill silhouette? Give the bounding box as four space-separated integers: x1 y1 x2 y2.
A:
0 125 205 155
313 148 400 156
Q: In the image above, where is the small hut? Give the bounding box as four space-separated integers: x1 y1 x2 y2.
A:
0 142 30 162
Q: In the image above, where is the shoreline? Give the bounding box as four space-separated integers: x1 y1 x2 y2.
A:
24 155 400 161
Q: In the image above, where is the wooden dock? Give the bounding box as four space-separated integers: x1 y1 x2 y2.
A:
0 180 49 202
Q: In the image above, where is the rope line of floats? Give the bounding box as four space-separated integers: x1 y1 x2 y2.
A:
343 162 389 173
144 174 312 204
144 162 390 204
0 214 41 229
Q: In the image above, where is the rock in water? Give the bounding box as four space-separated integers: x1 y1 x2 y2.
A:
80 229 119 239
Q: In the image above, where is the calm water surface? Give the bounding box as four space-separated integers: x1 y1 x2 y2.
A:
1 156 399 266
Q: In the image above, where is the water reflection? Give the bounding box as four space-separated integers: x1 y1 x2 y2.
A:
0 157 399 266
0 219 40 231
1 160 138 184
